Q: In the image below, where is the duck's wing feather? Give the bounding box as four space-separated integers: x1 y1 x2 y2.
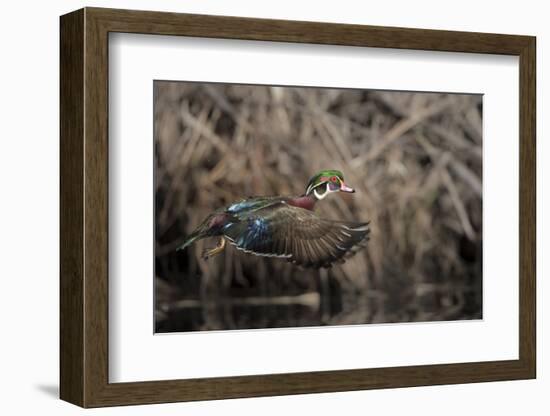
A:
222 202 369 268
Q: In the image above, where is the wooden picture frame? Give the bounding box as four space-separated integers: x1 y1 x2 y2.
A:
60 7 536 408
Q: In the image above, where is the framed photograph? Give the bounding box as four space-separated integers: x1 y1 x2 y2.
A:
60 7 536 407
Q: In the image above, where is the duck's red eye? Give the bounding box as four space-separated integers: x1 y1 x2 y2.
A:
331 176 338 182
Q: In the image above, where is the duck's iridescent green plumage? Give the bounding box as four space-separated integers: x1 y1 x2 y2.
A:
177 170 370 268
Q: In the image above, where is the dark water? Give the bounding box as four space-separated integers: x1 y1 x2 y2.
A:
155 270 482 333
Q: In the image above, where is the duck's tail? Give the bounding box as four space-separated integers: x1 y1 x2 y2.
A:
176 228 205 252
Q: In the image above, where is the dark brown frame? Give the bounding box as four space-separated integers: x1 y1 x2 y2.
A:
60 7 536 408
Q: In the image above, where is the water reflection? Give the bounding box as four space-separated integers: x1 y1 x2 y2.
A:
155 270 481 333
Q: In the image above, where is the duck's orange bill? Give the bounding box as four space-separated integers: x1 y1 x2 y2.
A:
340 182 355 193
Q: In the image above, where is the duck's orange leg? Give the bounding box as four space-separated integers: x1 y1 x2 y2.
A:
202 237 226 259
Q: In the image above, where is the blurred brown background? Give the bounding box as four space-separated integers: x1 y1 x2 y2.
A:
154 81 482 333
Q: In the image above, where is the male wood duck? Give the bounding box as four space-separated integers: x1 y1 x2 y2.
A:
177 170 370 268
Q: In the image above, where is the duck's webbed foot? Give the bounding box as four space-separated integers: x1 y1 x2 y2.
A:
202 237 226 260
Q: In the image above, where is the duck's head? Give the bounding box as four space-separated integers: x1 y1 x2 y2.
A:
304 170 355 200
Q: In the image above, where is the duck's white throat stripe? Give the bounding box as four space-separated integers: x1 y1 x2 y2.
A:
313 187 328 200
313 183 339 200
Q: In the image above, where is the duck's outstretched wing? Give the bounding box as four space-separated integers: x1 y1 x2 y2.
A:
222 202 369 268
